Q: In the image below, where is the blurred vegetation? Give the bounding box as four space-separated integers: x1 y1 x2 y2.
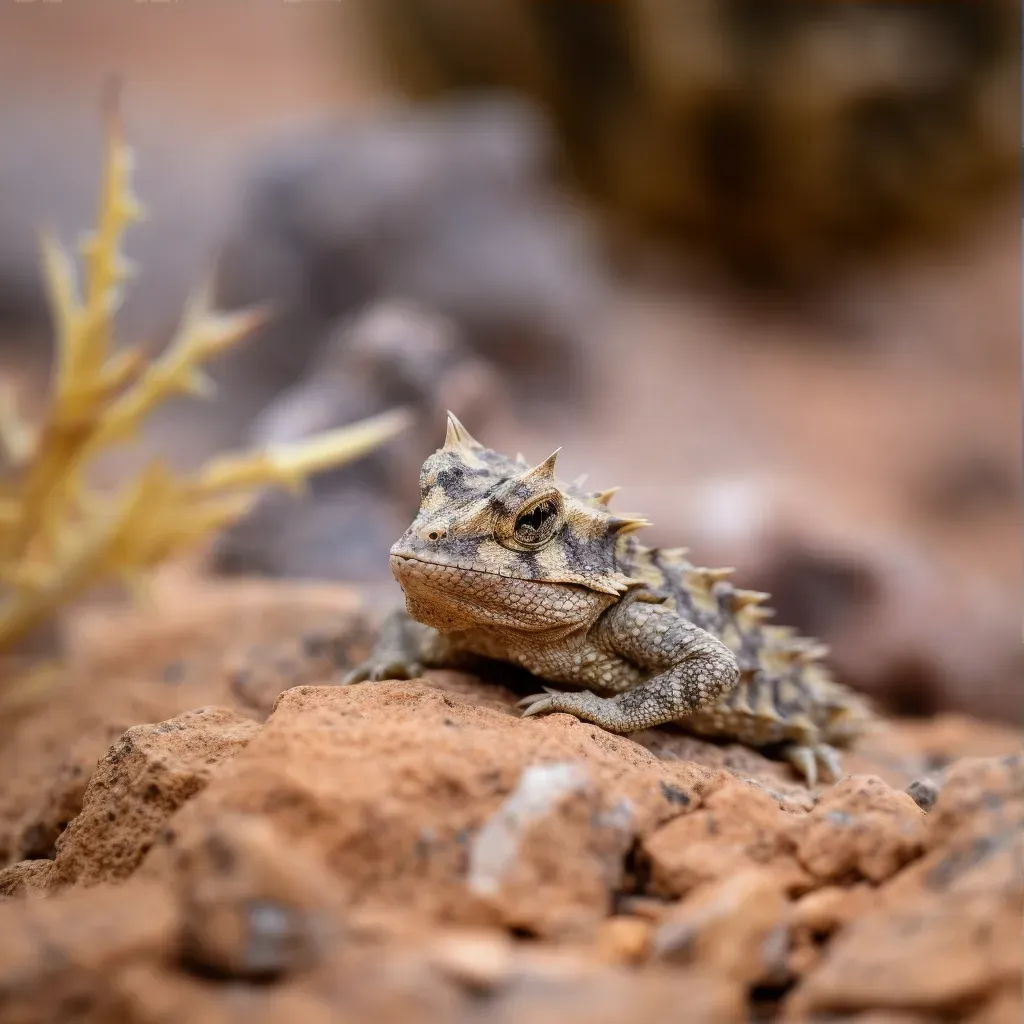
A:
0 97 409 708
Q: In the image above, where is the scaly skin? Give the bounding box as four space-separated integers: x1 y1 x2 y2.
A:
345 413 873 786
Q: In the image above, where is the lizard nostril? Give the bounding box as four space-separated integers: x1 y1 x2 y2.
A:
426 529 446 542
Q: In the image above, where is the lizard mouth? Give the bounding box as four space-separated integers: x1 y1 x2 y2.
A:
389 553 508 580
390 553 630 598
389 553 604 632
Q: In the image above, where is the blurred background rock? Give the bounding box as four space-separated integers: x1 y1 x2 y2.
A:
354 0 1018 291
0 0 1018 721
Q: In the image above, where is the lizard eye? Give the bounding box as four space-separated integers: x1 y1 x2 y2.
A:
513 498 560 547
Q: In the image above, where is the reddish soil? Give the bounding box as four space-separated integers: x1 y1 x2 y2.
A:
0 8 1019 1020
0 578 1020 1023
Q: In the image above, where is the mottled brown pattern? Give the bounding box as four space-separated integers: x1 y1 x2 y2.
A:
346 414 873 785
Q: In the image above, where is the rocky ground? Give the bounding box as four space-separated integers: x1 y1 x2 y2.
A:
0 6 1020 1021
0 576 1020 1023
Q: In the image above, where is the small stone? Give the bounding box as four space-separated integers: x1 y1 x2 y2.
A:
906 776 943 811
161 661 186 684
789 775 926 884
174 814 338 981
429 931 514 993
789 884 877 938
644 777 805 898
591 916 652 965
0 859 53 898
467 763 592 899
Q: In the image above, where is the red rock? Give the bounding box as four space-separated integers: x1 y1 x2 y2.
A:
788 775 927 884
0 581 1019 1022
652 868 790 987
966 987 1024 1024
0 858 52 898
150 682 713 939
830 1015 937 1024
167 812 345 980
786 756 1023 1020
49 707 260 888
427 930 516 993
589 916 652 965
643 777 808 898
922 755 1024 850
0 879 179 1024
787 884 878 976
0 580 368 870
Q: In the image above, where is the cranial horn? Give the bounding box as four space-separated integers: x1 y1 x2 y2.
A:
443 411 483 451
608 516 651 535
521 447 561 482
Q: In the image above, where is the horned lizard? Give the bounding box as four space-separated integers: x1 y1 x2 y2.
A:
345 413 872 785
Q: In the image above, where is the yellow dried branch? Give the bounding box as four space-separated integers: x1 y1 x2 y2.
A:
192 408 412 496
0 95 410 677
0 385 35 468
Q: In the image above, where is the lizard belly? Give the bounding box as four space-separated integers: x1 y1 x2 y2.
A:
454 628 645 696
508 640 647 696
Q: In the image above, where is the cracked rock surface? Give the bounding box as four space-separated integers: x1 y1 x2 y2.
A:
0 580 1020 1023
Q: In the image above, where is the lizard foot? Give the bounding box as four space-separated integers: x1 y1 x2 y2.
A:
783 741 844 789
518 687 634 733
341 609 435 685
341 655 424 686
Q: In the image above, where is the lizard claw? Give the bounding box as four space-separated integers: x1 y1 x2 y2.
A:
782 741 847 788
816 743 844 784
517 691 562 717
341 667 369 687
519 695 555 718
784 744 819 788
515 686 559 707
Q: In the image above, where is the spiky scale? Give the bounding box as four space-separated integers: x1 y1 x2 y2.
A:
763 624 799 643
700 567 734 586
443 410 482 451
522 448 561 482
681 568 712 596
738 605 776 626
726 679 754 718
609 516 650 535
751 676 782 722
730 588 771 612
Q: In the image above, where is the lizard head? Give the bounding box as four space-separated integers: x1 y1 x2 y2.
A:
388 413 647 633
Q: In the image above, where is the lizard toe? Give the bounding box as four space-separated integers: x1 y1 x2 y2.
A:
516 692 550 707
784 743 819 788
344 658 423 685
519 695 556 718
816 743 844 784
371 659 423 681
340 666 370 686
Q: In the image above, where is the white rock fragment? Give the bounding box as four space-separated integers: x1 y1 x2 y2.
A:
467 762 591 898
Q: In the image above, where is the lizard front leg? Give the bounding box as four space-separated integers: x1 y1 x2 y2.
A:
342 607 474 684
518 597 739 733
